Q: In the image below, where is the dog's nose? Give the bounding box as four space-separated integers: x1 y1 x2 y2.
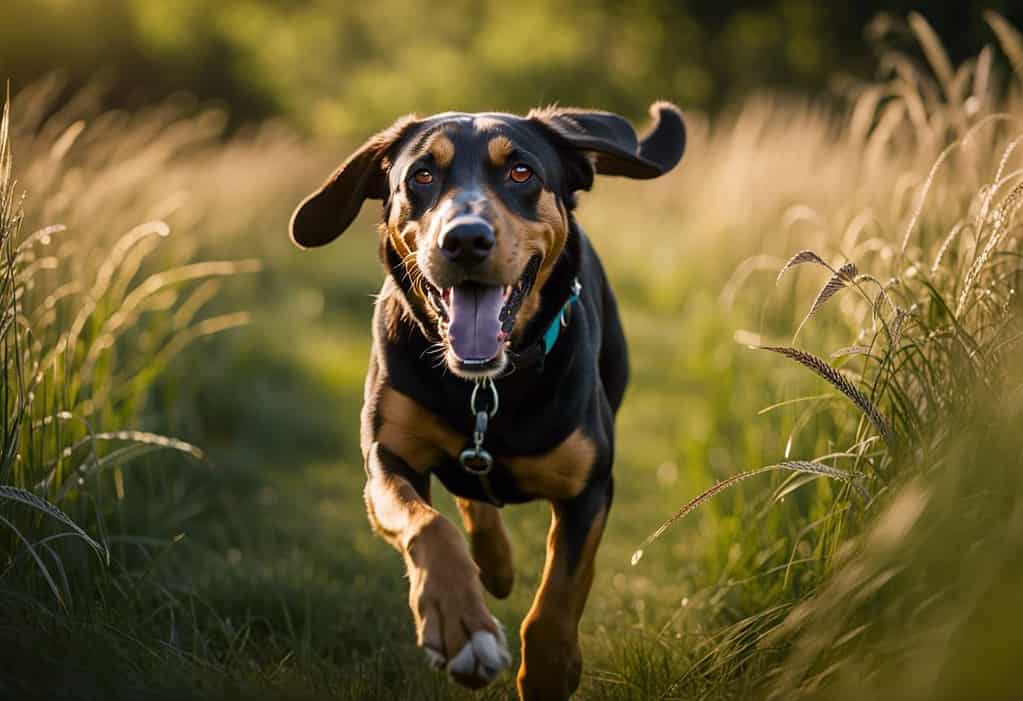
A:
438 217 495 266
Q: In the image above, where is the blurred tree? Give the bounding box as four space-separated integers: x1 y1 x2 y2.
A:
2 0 1021 139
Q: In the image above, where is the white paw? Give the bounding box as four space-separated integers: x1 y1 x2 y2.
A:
422 618 511 687
448 626 512 682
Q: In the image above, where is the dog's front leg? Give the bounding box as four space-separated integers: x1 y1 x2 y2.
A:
363 442 511 688
518 476 613 700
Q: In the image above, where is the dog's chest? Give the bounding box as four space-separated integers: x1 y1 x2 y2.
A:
430 430 595 504
375 384 597 502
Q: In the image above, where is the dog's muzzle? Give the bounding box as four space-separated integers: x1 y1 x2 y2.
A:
438 215 495 268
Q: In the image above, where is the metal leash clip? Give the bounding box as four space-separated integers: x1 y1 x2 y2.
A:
459 377 499 475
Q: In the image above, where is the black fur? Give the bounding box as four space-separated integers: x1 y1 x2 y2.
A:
290 103 686 247
292 103 686 571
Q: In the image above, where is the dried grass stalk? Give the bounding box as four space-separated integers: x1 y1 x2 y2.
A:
757 345 894 446
632 461 869 565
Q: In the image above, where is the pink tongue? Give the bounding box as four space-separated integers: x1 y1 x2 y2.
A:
448 284 505 361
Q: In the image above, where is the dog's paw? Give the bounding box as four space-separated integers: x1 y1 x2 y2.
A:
407 520 512 688
444 622 511 688
412 569 511 688
419 605 511 689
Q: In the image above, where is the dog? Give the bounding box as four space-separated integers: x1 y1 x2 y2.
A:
289 102 685 699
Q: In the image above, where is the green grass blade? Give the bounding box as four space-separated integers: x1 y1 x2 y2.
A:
0 485 107 562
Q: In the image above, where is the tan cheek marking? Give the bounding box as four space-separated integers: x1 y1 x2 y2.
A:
388 217 418 260
487 136 515 167
511 190 568 340
479 187 569 340
370 279 408 343
385 197 441 322
385 194 418 255
482 188 520 277
506 429 596 500
377 387 464 471
532 190 568 289
428 133 455 168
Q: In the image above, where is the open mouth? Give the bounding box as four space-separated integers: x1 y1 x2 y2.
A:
428 255 541 371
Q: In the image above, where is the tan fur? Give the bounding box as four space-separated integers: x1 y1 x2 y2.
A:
386 200 415 255
364 467 434 546
457 498 515 598
505 428 596 500
351 115 626 699
367 382 600 699
363 442 499 682
487 135 515 166
386 136 569 349
378 383 594 500
380 290 406 342
376 386 463 470
427 132 455 168
404 515 497 662
383 199 442 336
484 187 569 341
518 502 608 700
473 116 506 133
531 191 569 290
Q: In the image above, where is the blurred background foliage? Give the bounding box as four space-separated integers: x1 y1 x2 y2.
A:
3 0 1022 138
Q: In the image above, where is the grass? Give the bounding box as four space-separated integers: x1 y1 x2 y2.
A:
3 11 1023 700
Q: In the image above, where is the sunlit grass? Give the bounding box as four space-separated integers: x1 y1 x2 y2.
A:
0 83 294 606
619 11 1023 699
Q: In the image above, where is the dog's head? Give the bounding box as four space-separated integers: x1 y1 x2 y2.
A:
290 102 686 378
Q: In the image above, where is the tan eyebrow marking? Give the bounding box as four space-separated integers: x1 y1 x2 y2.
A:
487 135 515 167
473 116 504 132
426 133 455 168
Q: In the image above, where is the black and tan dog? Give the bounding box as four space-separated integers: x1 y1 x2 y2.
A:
289 102 685 699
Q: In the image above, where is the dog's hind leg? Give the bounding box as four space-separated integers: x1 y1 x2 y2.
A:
457 498 515 599
517 475 613 700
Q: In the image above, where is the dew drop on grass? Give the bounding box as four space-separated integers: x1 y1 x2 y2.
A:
630 549 644 566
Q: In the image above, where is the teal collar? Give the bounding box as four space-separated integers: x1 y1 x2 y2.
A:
540 277 582 355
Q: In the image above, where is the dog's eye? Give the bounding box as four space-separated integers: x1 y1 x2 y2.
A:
412 169 434 185
509 164 533 184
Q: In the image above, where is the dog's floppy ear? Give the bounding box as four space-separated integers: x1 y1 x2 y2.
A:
290 115 418 248
531 101 686 185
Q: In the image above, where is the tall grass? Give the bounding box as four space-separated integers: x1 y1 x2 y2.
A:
0 81 307 607
627 11 1023 698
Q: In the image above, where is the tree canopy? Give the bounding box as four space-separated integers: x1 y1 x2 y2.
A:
3 0 1021 138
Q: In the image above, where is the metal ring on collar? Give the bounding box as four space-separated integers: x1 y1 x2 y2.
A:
470 377 500 417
